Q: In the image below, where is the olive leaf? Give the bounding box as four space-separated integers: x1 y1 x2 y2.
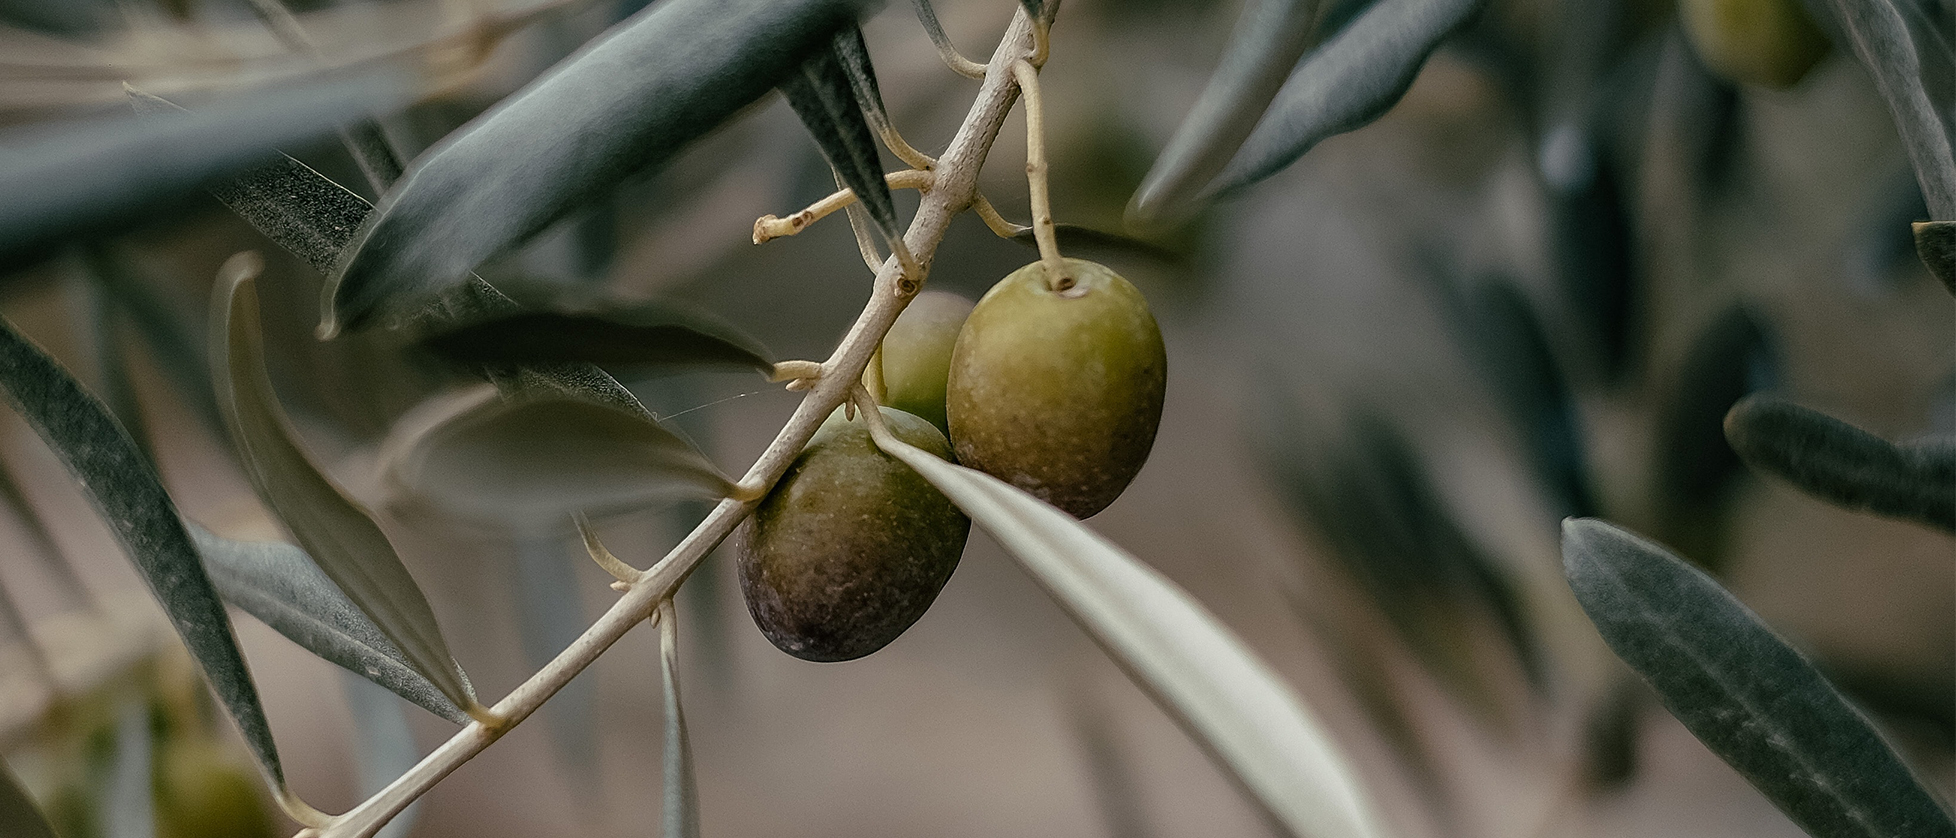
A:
1545 130 1636 381
1649 304 1777 567
0 315 286 787
0 759 57 838
1208 0 1486 198
781 35 902 248
80 244 227 441
1128 0 1321 226
1825 0 1956 220
877 436 1390 838
189 523 469 724
1917 220 1956 294
0 68 409 266
833 26 892 135
380 387 732 529
1723 395 1955 533
324 0 868 335
658 599 700 838
340 673 427 838
1561 518 1956 838
215 254 479 716
417 307 772 373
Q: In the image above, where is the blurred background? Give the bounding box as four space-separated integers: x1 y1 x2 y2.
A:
0 0 1949 836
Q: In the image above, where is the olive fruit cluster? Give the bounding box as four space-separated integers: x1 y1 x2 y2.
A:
738 259 1164 662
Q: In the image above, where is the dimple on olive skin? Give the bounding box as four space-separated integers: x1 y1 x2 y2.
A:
738 406 971 662
947 258 1167 518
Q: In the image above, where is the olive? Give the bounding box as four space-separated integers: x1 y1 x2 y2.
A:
880 290 975 434
738 406 970 662
947 258 1165 518
154 741 275 838
1680 0 1829 89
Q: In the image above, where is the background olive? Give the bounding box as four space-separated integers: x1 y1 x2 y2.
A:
738 406 971 662
880 290 975 434
947 258 1166 518
1679 0 1830 89
153 740 275 838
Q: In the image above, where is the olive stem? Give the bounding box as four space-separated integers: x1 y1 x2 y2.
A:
752 169 935 244
302 9 1052 837
972 193 1032 238
1010 60 1067 290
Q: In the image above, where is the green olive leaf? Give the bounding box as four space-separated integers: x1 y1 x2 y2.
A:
1916 220 1956 294
323 0 868 335
214 253 479 717
417 306 772 374
658 598 700 838
0 68 409 266
0 759 57 838
1128 0 1321 226
833 26 892 136
380 387 732 529
1562 518 1956 838
1824 0 1956 220
1724 395 1955 533
782 36 902 248
1649 304 1777 567
876 434 1390 838
1208 0 1485 198
0 314 285 788
190 522 470 724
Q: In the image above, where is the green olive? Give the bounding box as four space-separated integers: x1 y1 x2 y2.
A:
1680 0 1830 89
154 741 275 838
947 258 1166 518
880 290 975 434
738 406 970 662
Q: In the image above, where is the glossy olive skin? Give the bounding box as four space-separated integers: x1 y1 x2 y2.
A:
948 258 1165 518
155 741 275 838
1680 0 1829 89
880 290 975 434
738 407 970 662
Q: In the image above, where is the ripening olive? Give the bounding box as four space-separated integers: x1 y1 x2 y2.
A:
738 406 970 662
947 258 1165 518
154 741 275 838
1679 0 1829 89
880 290 975 434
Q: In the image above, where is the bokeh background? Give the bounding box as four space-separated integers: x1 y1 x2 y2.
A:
0 0 1949 836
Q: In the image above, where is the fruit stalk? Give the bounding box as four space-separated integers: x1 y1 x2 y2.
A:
305 7 1053 838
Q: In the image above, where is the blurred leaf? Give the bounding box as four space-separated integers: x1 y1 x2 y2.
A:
1650 304 1777 567
1917 220 1956 294
80 244 227 441
190 523 469 724
877 434 1390 838
215 254 478 716
381 387 732 529
1128 0 1320 226
0 453 89 607
1456 279 1595 518
1562 518 1956 838
833 27 891 134
418 307 772 374
0 759 57 838
512 536 598 777
782 38 902 248
339 672 426 838
1723 395 1955 532
0 315 285 787
658 598 699 838
324 0 868 335
103 700 153 838
1208 0 1485 197
1826 0 1956 220
1544 130 1638 380
1019 0 1045 21
0 69 410 267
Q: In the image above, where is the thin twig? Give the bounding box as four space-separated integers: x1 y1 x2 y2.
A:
753 170 935 243
912 0 988 78
972 193 1031 238
1010 59 1068 289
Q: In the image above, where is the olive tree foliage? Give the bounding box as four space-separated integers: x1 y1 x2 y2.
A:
0 0 1950 836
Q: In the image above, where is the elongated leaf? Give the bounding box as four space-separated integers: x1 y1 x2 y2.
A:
1128 0 1320 225
214 254 478 716
1724 395 1955 532
833 27 891 133
658 598 700 838
1918 220 1956 294
191 523 468 724
1651 304 1777 567
381 387 732 528
340 672 425 838
418 308 772 373
324 0 867 335
1561 518 1956 838
80 244 227 440
0 69 410 267
0 759 57 838
1827 0 1956 220
782 41 902 246
0 315 285 786
1209 0 1485 197
876 434 1388 838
